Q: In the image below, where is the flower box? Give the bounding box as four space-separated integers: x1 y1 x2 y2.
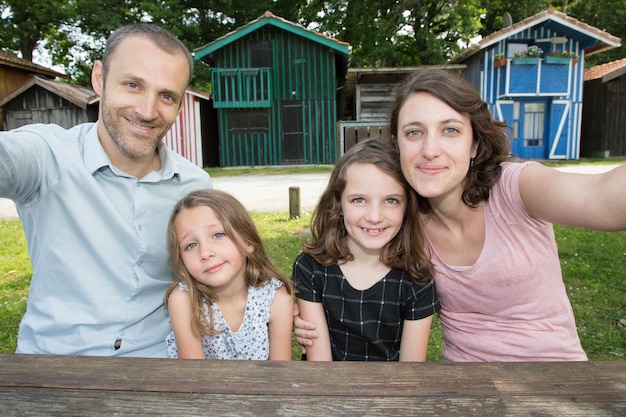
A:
544 56 571 65
512 57 541 65
494 58 507 68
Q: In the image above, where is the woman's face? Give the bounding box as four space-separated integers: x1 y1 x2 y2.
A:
395 92 477 205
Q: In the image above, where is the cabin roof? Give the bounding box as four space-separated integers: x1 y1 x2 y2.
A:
0 76 98 109
0 51 67 79
193 10 350 64
453 8 621 62
584 57 626 83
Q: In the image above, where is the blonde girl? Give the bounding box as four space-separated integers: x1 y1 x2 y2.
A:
165 189 293 360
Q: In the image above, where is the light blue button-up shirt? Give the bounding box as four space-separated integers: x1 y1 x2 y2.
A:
0 122 212 357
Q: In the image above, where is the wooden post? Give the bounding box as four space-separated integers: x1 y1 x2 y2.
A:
289 186 301 219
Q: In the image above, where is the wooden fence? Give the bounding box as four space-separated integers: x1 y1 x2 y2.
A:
337 120 390 156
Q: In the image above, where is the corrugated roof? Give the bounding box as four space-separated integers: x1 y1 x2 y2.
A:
0 51 67 79
0 76 98 109
0 76 212 109
584 57 626 82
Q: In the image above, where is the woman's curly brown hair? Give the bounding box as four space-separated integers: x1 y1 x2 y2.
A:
388 68 512 212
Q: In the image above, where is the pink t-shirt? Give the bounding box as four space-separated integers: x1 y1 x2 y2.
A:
429 162 587 362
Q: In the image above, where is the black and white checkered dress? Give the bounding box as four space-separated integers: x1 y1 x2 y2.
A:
293 252 440 361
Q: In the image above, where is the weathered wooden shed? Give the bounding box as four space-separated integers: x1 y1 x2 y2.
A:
0 74 214 168
193 11 351 166
0 52 67 130
339 66 464 152
452 8 620 159
580 58 626 158
0 76 99 130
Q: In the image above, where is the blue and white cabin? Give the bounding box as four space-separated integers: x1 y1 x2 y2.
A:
453 8 620 159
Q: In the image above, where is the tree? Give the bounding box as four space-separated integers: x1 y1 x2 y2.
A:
0 0 74 61
300 0 484 67
478 0 555 37
8 0 621 86
568 0 626 66
0 0 308 86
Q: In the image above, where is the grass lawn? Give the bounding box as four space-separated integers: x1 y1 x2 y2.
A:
1 213 624 361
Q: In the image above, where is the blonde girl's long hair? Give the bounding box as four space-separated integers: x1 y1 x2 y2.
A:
164 189 293 338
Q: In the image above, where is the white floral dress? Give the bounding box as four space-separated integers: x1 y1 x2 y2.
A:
166 278 284 360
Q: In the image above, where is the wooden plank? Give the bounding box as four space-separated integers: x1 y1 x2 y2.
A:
344 124 357 150
356 126 369 142
1 355 624 417
0 388 510 416
0 355 492 395
1 388 624 417
1 355 624 397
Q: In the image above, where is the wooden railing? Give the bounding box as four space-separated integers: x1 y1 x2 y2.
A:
337 120 390 155
212 67 272 108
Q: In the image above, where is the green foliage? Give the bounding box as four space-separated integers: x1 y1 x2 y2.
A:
0 0 74 60
568 0 626 66
2 0 625 85
478 0 555 37
300 0 485 67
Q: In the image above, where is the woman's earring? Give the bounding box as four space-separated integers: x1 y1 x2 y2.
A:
470 158 474 168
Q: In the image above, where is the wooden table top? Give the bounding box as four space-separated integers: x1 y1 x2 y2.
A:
0 354 624 416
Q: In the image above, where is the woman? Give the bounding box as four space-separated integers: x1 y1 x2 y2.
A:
295 68 626 362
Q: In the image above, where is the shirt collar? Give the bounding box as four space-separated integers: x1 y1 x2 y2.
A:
83 122 180 181
83 123 110 175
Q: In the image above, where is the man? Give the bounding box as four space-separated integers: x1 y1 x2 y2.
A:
0 24 212 357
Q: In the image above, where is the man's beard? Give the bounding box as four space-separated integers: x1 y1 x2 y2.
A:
100 97 165 159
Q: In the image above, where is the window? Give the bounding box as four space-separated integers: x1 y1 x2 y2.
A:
228 109 269 134
507 43 527 59
251 40 272 68
522 102 545 147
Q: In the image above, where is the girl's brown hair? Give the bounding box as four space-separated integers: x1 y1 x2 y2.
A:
164 189 293 337
302 138 433 285
388 68 511 211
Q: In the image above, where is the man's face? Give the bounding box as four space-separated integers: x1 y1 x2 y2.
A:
92 34 189 161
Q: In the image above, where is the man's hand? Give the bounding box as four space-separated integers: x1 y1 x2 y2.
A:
293 302 318 354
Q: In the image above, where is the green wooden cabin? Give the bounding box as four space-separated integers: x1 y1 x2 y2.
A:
194 11 351 166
